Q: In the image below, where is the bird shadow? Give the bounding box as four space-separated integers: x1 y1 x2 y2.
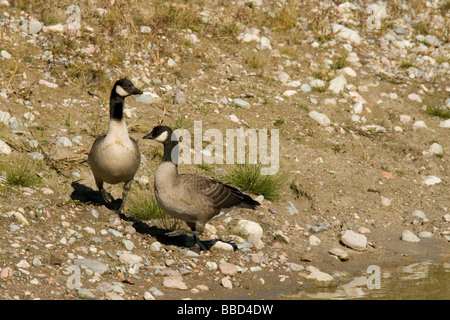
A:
69 182 233 252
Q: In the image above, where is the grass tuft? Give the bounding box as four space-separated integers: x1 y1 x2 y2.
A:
2 155 42 187
224 164 285 201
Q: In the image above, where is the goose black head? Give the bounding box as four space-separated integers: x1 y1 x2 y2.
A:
113 78 143 98
143 125 174 144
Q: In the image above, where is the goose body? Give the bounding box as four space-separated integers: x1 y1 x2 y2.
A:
143 125 260 249
88 78 142 212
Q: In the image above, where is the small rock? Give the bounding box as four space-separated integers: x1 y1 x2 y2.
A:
0 140 12 154
28 20 42 34
412 210 426 220
73 259 109 275
413 120 427 129
163 276 188 290
16 259 30 268
306 266 337 287
309 235 321 246
439 119 450 128
329 248 349 261
1 50 11 59
232 98 250 109
173 89 186 105
56 136 72 147
135 93 154 104
418 231 433 239
286 262 304 272
423 176 441 185
149 287 164 297
274 230 290 243
429 143 443 155
308 111 331 127
340 230 367 251
328 74 347 94
219 262 238 276
236 219 263 238
221 277 233 289
332 23 361 44
399 114 412 123
300 83 312 93
408 93 423 103
401 230 420 242
247 234 265 249
150 241 162 252
424 34 440 47
144 291 156 300
77 288 95 300
90 209 99 219
123 240 134 251
1 267 13 278
108 229 123 237
211 241 234 252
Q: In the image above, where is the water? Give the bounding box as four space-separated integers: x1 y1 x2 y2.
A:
282 261 450 300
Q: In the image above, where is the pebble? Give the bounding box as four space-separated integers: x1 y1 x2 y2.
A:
418 231 433 239
1 50 11 59
428 143 443 155
306 266 337 287
236 219 263 239
108 229 123 238
309 235 321 246
412 210 426 220
332 23 361 44
413 120 427 129
401 230 420 242
123 240 134 251
219 262 238 276
340 230 367 251
422 176 441 185
0 140 12 154
135 93 155 104
211 241 234 252
439 119 450 128
221 277 233 289
150 241 162 252
28 20 42 34
232 98 250 109
308 111 331 127
300 83 312 93
163 276 188 290
329 248 349 261
328 74 347 93
73 259 109 275
77 288 96 300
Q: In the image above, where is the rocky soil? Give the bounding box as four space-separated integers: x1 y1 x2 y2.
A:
0 0 449 300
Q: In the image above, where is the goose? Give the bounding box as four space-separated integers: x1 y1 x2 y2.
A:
88 78 143 212
143 125 260 250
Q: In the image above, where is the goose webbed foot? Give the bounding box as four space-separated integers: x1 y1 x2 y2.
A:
100 188 113 203
165 229 200 237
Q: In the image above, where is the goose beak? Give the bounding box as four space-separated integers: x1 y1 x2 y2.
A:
132 87 143 95
143 133 153 140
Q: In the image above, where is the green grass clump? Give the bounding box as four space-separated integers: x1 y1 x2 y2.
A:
126 190 180 231
3 156 42 187
423 107 450 119
224 164 285 201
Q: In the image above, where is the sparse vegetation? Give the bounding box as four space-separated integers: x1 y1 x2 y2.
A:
2 155 42 187
224 164 285 201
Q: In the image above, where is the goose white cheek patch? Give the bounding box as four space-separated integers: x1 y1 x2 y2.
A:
154 131 169 143
115 85 129 97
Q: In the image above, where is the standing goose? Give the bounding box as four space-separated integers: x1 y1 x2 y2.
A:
88 78 143 212
143 125 260 250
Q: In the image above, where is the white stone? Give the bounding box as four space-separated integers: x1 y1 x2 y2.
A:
39 80 58 88
309 235 321 246
418 231 433 238
0 140 12 154
401 230 420 242
439 119 450 128
210 241 234 252
353 101 363 114
340 67 357 77
408 93 422 102
413 121 427 130
328 74 347 94
340 230 367 251
282 90 297 97
328 248 349 261
332 23 361 44
399 114 412 123
236 219 263 239
28 20 42 34
167 58 176 67
232 98 250 109
308 111 331 127
429 143 443 155
259 36 272 50
163 277 187 290
306 266 336 287
422 176 441 185
286 80 301 88
1 50 11 59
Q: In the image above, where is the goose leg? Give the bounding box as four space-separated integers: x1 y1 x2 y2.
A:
96 178 112 203
119 180 133 212
165 229 200 237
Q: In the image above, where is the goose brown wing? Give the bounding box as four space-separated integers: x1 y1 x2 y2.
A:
178 174 259 210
